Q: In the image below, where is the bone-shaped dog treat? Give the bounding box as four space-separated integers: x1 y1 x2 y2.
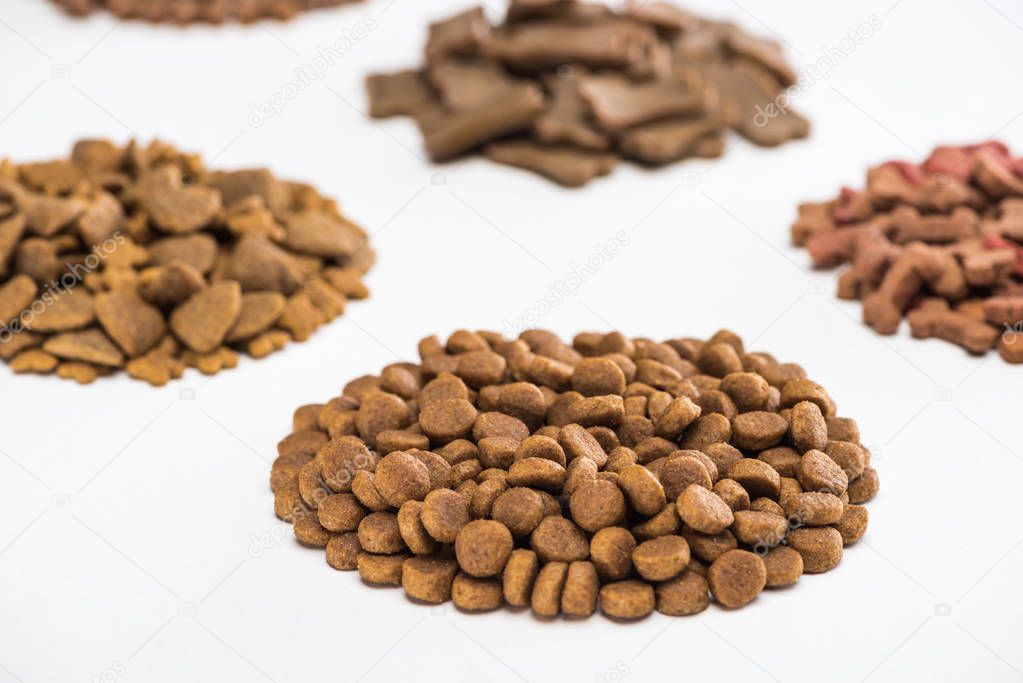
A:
862 250 923 334
908 243 969 301
617 113 725 164
974 147 1023 198
791 201 836 246
422 83 545 161
724 26 797 87
837 239 901 300
832 187 874 225
365 71 436 118
890 205 979 244
983 296 1023 326
963 249 1016 287
579 73 709 133
484 19 658 71
427 59 520 112
532 71 611 151
710 61 809 147
426 7 490 61
906 299 1000 355
867 163 980 213
993 198 1023 241
805 223 885 269
484 141 617 187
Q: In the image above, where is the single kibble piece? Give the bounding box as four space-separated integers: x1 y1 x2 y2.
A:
452 572 504 611
561 561 600 617
599 580 655 619
632 536 690 581
677 484 734 534
762 546 803 587
656 570 710 616
503 549 540 607
531 516 590 563
786 527 844 573
421 488 470 543
455 520 514 577
402 556 458 604
708 549 767 608
532 561 569 617
589 527 637 581
569 479 626 532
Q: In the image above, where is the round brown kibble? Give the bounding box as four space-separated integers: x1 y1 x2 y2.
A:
728 459 781 499
318 493 367 533
561 561 600 617
402 556 458 604
503 549 539 607
358 512 404 554
531 516 589 563
515 435 566 466
712 478 750 512
572 357 627 396
452 572 504 611
784 492 843 526
653 396 702 439
730 510 787 548
420 488 470 543
708 549 766 608
787 526 843 573
825 441 867 480
294 514 330 547
569 479 626 532
682 528 738 563
720 372 770 412
731 411 788 450
531 561 569 617
590 527 637 581
790 401 828 452
833 504 869 545
633 536 690 581
419 398 478 443
617 464 667 516
762 546 803 587
677 484 734 534
600 580 655 619
490 487 545 537
358 552 408 585
374 451 431 507
658 453 712 499
797 449 849 496
847 466 880 503
656 570 710 616
455 520 514 577
507 457 567 492
326 532 361 571
356 392 410 447
397 500 439 555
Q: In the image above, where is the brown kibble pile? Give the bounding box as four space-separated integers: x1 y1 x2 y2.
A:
271 328 879 620
0 139 372 385
51 0 361 23
366 0 807 187
793 141 1023 364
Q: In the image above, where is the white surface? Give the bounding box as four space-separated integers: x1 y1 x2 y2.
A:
2 1 1022 681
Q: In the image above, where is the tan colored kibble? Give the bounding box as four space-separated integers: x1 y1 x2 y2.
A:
271 329 878 620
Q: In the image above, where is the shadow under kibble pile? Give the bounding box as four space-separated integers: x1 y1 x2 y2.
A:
272 329 878 619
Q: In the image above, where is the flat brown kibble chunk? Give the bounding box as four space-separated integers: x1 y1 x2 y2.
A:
271 329 877 620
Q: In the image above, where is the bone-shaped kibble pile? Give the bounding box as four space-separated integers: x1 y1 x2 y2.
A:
793 142 1023 364
51 0 361 22
0 140 373 385
272 329 877 618
366 1 808 187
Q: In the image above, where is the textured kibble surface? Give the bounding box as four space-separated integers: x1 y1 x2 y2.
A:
366 1 808 187
792 141 1023 364
271 329 879 619
0 140 372 385
51 0 361 22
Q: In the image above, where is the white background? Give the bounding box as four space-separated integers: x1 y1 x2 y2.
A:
2 0 1022 681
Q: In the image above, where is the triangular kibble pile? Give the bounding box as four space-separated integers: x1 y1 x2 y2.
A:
0 139 373 385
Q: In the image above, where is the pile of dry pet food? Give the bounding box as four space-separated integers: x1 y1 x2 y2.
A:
0 139 372 385
272 329 877 619
367 0 808 186
51 0 362 22
793 141 1023 363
